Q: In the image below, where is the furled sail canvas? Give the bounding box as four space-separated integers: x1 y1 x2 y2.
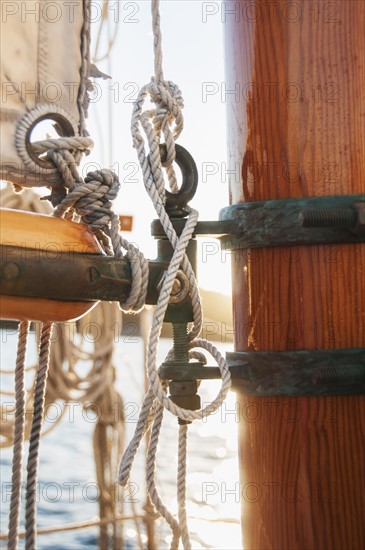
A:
0 0 91 188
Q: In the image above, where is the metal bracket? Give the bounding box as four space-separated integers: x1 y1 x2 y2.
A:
159 348 365 396
151 194 365 248
219 194 365 249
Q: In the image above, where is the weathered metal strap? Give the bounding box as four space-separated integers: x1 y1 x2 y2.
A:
151 194 364 248
219 194 364 249
159 348 365 396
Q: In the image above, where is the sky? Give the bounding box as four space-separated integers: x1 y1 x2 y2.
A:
87 0 232 295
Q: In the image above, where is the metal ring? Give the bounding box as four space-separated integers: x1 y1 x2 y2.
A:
15 104 78 173
159 144 198 216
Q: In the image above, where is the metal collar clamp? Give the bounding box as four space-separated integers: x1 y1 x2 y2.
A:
152 194 365 248
219 194 364 249
159 348 365 396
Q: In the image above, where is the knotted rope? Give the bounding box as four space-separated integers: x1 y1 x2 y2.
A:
47 149 149 314
118 2 231 548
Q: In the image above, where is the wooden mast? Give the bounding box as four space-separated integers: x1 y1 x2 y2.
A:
223 1 365 548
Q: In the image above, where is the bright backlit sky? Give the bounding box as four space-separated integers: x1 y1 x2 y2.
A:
88 0 232 295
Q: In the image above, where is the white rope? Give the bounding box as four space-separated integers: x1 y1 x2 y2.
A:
14 104 82 176
7 322 30 550
118 1 231 547
177 425 191 550
31 136 93 155
47 152 149 314
147 404 181 548
25 322 54 550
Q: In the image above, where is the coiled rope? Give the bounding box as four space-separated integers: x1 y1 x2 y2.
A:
118 2 231 548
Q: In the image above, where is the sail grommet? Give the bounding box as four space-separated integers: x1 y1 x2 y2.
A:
15 104 78 174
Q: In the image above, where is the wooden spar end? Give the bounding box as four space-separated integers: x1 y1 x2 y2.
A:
0 208 102 322
0 295 97 323
0 208 103 253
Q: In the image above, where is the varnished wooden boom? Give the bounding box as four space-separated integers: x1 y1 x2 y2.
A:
224 1 365 549
0 208 102 322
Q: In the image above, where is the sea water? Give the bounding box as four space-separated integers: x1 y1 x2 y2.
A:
0 330 241 549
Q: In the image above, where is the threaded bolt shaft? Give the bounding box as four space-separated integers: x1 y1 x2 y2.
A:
314 365 365 385
172 323 189 362
300 208 357 228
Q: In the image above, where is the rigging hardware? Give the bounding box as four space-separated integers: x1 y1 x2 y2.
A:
151 194 365 248
159 349 365 397
151 144 202 418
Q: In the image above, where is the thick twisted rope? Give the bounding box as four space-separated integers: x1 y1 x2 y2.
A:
25 322 53 550
147 405 181 548
47 152 149 313
7 322 30 550
133 96 203 340
177 425 190 550
31 136 93 155
78 0 92 135
118 1 231 548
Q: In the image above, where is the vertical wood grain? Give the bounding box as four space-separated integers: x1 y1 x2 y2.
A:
224 1 365 548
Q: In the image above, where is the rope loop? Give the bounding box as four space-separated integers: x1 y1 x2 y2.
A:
119 3 231 548
153 339 231 423
132 76 184 200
